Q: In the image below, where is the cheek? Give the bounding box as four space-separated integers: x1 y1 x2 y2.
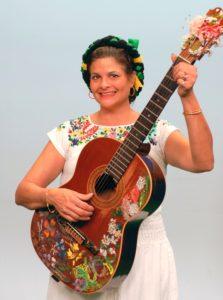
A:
89 80 96 91
121 81 132 93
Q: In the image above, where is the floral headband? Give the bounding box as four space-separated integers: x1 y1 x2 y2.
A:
81 35 144 102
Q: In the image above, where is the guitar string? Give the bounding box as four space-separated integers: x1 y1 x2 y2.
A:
95 52 193 195
100 50 190 185
94 36 209 196
95 56 185 191
94 64 179 194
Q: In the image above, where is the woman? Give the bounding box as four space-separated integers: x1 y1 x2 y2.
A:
15 35 214 299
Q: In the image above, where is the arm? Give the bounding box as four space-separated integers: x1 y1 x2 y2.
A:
15 141 94 221
164 55 214 173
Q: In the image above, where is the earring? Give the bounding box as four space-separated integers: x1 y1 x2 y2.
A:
130 87 136 97
89 91 95 99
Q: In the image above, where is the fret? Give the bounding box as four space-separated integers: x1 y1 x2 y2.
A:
140 112 154 125
165 74 175 83
135 120 150 135
146 106 159 118
121 141 137 155
160 83 173 94
110 160 125 173
112 155 128 169
156 86 172 100
132 125 147 138
127 131 142 144
116 149 132 162
155 91 167 103
125 137 140 149
108 164 123 177
151 94 166 107
106 169 119 182
150 99 163 110
144 107 159 122
120 143 132 159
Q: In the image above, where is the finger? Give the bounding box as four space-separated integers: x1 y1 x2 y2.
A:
177 78 191 88
71 205 94 217
75 198 95 211
171 53 177 63
177 78 185 86
62 214 91 222
75 192 94 200
60 212 78 222
60 211 91 222
73 192 94 211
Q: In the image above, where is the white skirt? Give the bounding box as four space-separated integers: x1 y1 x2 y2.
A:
46 214 178 300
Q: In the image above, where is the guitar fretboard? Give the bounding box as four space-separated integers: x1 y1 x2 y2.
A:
105 58 184 183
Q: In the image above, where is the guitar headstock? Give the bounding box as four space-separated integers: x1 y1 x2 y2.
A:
180 7 223 64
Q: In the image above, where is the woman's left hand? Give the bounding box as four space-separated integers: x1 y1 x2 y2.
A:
171 54 198 98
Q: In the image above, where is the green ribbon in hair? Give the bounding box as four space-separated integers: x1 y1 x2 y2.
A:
127 38 139 49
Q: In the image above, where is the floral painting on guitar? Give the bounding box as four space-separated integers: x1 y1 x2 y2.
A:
32 172 150 293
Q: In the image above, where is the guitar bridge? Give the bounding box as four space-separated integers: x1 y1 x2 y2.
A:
57 217 99 255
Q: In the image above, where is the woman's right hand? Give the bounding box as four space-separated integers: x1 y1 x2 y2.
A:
46 188 94 222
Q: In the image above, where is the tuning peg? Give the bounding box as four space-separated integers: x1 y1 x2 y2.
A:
205 49 212 56
214 39 221 47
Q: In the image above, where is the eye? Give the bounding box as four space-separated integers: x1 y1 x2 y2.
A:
90 74 100 80
110 73 119 78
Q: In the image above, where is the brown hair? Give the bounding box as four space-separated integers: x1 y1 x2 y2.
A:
89 46 134 75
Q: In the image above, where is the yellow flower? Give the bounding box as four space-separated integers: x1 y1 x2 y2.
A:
75 252 83 262
81 63 87 70
103 262 114 275
134 76 143 91
133 56 143 63
67 248 75 260
71 243 79 252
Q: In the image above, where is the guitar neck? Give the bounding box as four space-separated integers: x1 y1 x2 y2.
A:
106 56 190 183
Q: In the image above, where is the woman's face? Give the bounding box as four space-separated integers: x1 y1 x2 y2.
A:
89 57 135 110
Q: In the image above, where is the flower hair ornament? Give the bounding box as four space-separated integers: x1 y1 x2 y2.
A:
81 35 144 102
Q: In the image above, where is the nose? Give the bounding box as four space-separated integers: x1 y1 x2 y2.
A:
100 77 110 89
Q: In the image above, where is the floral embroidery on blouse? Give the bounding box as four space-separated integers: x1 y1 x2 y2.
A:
57 115 158 147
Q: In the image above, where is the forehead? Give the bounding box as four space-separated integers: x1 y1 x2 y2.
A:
89 57 125 73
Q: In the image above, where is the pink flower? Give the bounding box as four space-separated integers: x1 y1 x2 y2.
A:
130 186 140 203
82 120 91 131
189 15 205 36
108 132 116 139
198 21 223 42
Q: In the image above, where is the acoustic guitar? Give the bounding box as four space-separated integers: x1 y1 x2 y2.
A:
31 8 223 294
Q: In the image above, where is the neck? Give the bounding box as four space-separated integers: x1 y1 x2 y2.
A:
92 104 139 126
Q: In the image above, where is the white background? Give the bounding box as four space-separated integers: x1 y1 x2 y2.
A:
1 1 223 299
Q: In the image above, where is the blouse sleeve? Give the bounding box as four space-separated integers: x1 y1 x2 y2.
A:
156 119 179 159
47 121 70 158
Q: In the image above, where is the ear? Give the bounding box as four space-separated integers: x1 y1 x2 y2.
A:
129 71 136 86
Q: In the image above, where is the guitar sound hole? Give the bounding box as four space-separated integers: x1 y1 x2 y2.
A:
95 173 116 195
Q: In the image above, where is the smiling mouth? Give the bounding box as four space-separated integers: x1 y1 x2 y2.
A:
99 91 117 96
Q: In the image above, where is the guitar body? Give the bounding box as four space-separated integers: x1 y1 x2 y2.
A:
31 137 165 294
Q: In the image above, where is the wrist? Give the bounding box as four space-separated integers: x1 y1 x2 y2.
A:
181 90 201 111
45 188 50 205
45 188 56 213
180 88 194 100
183 109 202 116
